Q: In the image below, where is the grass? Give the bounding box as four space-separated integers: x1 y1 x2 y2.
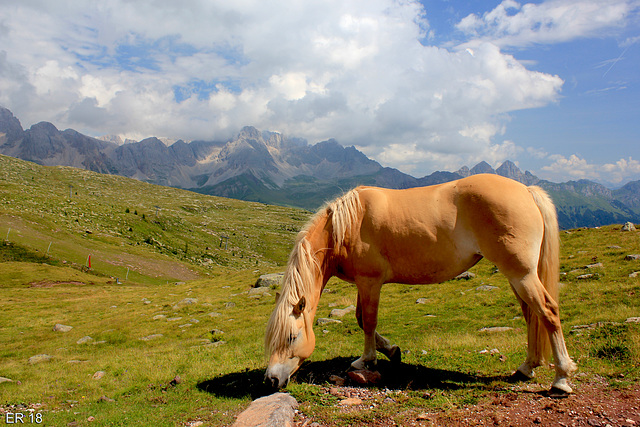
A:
0 155 639 425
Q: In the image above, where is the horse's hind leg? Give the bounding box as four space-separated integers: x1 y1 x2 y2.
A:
510 274 577 393
355 292 401 364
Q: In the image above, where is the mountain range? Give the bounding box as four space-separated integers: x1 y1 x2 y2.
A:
1 106 638 229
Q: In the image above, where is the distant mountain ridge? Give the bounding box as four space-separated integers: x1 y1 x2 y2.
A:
1 106 638 229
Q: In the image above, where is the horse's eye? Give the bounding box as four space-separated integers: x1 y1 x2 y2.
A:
288 333 297 345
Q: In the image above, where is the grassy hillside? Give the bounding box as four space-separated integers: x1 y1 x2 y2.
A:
0 154 308 284
0 154 639 426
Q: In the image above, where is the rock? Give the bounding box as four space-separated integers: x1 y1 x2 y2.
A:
232 392 298 427
225 302 236 308
53 324 73 332
28 354 53 364
625 254 640 260
329 305 355 318
347 369 381 385
92 371 105 380
77 336 94 344
576 273 595 280
625 317 640 323
329 375 346 386
139 334 163 341
153 314 167 320
455 271 476 280
167 317 182 322
0 377 14 383
98 396 115 403
338 397 363 406
416 298 428 304
173 298 198 310
316 318 342 325
253 273 284 288
207 312 221 317
630 272 640 278
586 263 603 269
479 327 513 333
476 285 499 291
204 341 226 348
622 222 637 231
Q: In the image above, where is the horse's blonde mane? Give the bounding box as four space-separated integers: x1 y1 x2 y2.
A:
265 188 363 356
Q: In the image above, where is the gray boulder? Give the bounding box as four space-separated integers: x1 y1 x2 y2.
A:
253 273 284 288
232 392 298 427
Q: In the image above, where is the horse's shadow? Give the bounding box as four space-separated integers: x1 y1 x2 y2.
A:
196 356 513 400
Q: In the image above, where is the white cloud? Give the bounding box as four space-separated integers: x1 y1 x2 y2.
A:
540 155 640 184
6 0 639 180
456 0 639 48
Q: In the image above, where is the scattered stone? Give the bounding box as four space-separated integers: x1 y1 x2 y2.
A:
416 298 428 304
92 371 105 380
316 318 342 325
253 273 284 288
98 396 115 403
87 416 95 422
479 327 513 333
76 336 94 345
232 392 297 427
210 329 225 335
186 422 204 427
153 314 167 320
576 273 595 280
626 317 640 323
139 334 163 341
625 254 640 261
141 298 151 304
28 354 52 364
207 312 221 317
608 245 622 249
329 305 356 318
53 324 73 332
329 375 346 386
173 298 198 310
169 375 182 386
225 302 236 308
0 377 14 384
455 271 476 280
476 285 498 291
586 263 604 269
178 324 192 328
622 222 637 231
347 369 381 385
167 317 183 322
338 397 363 406
630 272 640 278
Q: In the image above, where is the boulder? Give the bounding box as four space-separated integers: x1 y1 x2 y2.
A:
625 254 640 261
232 392 298 427
253 273 284 288
329 305 356 318
173 298 198 310
455 271 476 280
53 324 73 332
622 222 637 231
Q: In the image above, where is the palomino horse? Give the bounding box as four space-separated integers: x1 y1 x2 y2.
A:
265 174 576 394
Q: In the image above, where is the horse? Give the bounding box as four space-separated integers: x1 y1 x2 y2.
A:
264 174 577 394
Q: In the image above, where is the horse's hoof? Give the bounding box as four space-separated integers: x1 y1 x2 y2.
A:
548 386 571 398
388 345 401 364
349 358 377 371
509 369 533 383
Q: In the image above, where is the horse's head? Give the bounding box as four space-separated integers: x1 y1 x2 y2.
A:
265 294 316 389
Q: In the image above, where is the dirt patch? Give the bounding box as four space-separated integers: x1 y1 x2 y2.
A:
293 380 640 426
29 280 87 288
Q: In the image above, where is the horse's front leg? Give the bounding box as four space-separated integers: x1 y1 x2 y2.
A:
351 280 384 370
355 292 401 365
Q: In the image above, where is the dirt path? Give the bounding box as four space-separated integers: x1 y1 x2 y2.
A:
293 380 640 426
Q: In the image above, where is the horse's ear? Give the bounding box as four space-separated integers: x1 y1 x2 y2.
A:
292 296 306 316
275 292 281 304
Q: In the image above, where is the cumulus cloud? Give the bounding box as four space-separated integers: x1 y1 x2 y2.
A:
541 155 640 184
0 0 634 179
456 0 639 48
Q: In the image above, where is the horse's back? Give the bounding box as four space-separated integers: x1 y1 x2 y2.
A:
345 174 546 284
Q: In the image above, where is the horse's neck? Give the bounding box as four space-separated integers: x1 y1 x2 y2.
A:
304 212 335 305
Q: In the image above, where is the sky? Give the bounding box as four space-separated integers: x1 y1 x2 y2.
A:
0 0 639 186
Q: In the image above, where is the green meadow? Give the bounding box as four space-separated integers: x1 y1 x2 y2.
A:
0 154 638 426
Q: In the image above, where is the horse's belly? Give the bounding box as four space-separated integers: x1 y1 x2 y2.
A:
387 251 482 285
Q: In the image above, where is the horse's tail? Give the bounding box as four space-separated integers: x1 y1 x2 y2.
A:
527 185 560 364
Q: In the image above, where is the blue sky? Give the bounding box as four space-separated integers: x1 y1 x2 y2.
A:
0 0 638 186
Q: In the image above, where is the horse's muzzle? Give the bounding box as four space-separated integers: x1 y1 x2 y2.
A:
264 365 290 390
